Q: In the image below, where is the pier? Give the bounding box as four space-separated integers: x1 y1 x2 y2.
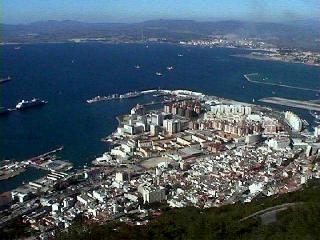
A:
260 97 320 111
27 146 64 162
244 73 320 92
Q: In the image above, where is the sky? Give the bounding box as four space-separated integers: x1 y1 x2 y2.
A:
2 0 320 24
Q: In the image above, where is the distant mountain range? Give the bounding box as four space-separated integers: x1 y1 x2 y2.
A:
1 19 320 50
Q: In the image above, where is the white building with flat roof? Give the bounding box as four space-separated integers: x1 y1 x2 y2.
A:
285 111 302 132
138 184 166 204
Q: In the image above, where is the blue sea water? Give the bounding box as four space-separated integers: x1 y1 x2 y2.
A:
0 43 319 191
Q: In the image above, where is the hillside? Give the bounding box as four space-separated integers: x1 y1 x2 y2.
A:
1 19 320 50
54 180 320 240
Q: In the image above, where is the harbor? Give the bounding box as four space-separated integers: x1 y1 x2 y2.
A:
0 160 26 181
0 146 72 184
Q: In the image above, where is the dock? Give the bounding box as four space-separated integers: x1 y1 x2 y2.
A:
260 97 320 111
244 73 320 92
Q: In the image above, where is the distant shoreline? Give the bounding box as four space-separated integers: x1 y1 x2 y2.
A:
232 53 320 68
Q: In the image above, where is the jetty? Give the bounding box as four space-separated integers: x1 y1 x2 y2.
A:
244 73 320 92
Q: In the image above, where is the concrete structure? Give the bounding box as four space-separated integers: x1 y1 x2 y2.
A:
315 125 320 138
163 119 181 135
151 112 163 126
210 104 252 116
268 137 291 150
138 184 166 204
285 111 303 132
115 172 129 183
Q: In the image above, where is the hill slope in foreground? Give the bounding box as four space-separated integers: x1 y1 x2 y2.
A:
57 180 320 240
2 180 320 239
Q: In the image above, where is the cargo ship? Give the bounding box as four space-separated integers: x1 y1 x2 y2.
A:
16 98 47 110
0 76 11 84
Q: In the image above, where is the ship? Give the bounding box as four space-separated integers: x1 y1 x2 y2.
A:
16 98 47 110
0 76 12 84
155 72 163 76
119 91 142 99
166 66 174 70
86 94 119 104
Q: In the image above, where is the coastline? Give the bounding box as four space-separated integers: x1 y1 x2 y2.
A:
232 53 320 68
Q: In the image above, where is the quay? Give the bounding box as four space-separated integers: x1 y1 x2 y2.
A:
260 97 320 111
0 163 26 181
244 73 320 92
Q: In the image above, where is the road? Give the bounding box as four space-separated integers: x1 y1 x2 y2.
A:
240 202 302 224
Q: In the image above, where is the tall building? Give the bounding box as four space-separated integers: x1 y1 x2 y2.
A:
151 112 163 126
164 119 181 135
138 184 166 204
130 104 145 115
150 124 161 136
315 125 320 138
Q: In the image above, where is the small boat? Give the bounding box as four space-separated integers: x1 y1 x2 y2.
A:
310 110 320 119
134 65 141 69
166 66 174 71
178 54 183 57
155 72 163 76
14 46 21 50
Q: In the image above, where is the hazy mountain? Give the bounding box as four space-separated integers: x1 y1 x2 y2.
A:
1 19 319 50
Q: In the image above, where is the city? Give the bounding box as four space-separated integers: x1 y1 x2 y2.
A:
1 1 320 239
1 89 319 238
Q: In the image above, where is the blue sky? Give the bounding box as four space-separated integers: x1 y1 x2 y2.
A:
2 0 320 24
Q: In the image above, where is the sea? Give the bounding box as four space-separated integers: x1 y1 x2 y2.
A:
0 43 319 192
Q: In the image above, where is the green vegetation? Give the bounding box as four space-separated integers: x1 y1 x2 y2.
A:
0 218 36 240
57 180 320 240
